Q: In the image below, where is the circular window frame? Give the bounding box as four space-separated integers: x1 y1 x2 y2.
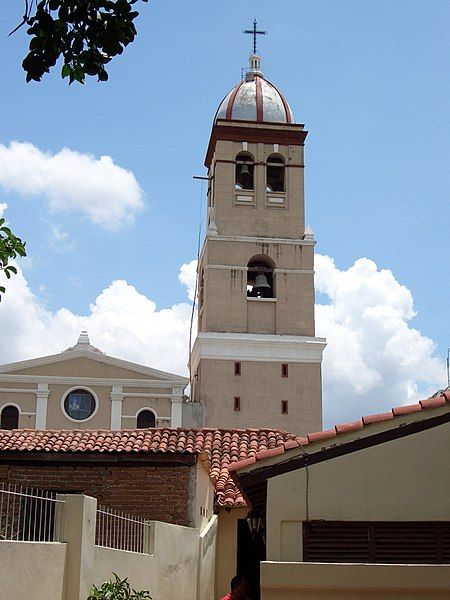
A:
61 386 99 423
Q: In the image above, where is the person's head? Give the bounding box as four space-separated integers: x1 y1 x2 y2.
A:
230 575 249 598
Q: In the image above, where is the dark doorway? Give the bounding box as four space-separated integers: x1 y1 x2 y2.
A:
237 518 266 600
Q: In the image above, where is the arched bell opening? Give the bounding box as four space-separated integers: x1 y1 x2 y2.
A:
235 152 255 190
0 405 19 430
247 255 275 298
266 154 285 192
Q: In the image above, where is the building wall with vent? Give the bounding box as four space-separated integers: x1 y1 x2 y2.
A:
266 420 450 563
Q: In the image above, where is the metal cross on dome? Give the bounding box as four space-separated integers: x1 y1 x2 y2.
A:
243 18 267 54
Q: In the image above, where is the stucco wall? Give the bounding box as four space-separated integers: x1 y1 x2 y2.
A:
260 562 450 599
0 494 218 600
194 456 215 530
198 515 218 600
91 521 200 600
266 422 450 562
209 136 305 239
0 353 187 430
216 508 248 599
199 359 322 433
0 540 66 600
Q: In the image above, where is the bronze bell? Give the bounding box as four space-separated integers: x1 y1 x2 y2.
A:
253 273 272 297
239 163 250 176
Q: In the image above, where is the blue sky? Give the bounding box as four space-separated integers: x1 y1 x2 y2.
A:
0 1 448 423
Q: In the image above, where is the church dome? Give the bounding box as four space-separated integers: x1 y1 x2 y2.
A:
214 54 294 124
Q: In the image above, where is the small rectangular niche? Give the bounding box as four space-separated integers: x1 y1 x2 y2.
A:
234 362 241 376
281 363 289 378
234 397 241 412
266 193 286 207
235 193 255 206
281 400 289 415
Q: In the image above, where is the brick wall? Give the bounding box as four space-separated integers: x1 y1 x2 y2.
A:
0 460 193 526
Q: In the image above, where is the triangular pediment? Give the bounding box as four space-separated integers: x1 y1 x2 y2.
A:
0 349 188 384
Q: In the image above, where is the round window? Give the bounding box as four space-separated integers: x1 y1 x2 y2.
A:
63 389 96 421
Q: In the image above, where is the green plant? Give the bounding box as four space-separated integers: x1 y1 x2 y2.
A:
87 573 152 600
11 0 149 84
0 218 26 301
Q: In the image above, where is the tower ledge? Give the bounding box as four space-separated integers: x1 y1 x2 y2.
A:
191 332 326 375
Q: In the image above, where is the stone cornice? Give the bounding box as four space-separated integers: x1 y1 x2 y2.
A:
0 374 187 389
191 332 326 374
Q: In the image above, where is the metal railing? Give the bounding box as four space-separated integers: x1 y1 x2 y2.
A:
0 483 65 542
96 505 153 554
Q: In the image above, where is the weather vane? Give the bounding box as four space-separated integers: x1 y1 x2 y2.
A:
243 18 267 54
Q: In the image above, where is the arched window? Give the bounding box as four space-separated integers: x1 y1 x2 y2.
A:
247 255 275 298
137 410 156 429
266 155 285 192
235 152 254 190
0 405 19 430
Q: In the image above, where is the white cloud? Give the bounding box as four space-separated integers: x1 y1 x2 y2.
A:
0 255 445 427
0 203 7 218
178 259 197 302
47 223 75 252
0 142 144 230
315 255 446 426
0 266 192 377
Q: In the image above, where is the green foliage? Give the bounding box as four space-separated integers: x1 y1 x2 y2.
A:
13 0 148 84
87 573 152 600
0 218 26 301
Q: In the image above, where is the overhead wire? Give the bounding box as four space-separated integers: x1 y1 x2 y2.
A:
188 178 205 389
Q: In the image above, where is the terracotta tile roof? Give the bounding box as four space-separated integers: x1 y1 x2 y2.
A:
1 391 449 509
0 427 302 509
228 389 450 474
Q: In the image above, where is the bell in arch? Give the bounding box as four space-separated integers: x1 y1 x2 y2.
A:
239 163 250 176
253 273 272 297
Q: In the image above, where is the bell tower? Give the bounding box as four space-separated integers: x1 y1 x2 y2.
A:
191 50 326 434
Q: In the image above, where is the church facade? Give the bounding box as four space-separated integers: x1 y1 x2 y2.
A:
191 53 326 434
0 331 188 431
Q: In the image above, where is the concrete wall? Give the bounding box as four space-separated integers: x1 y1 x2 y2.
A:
260 562 450 599
91 521 201 600
0 355 186 430
0 540 66 600
265 421 450 561
198 515 218 600
215 507 248 599
194 455 215 530
199 239 316 338
199 359 322 433
209 136 305 239
0 493 217 600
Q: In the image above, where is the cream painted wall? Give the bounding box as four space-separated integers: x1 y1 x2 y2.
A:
0 541 66 600
199 359 322 433
0 354 187 430
195 119 323 434
194 456 215 530
266 422 450 562
209 135 306 239
121 396 171 420
47 383 111 429
260 562 450 600
7 356 153 379
198 515 218 600
216 508 248 599
91 521 201 600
